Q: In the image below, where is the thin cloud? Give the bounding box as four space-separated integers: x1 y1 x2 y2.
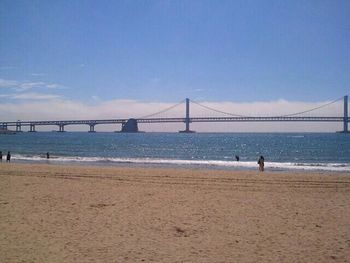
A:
91 95 102 102
0 66 16 70
0 78 65 91
18 82 47 90
0 79 18 87
30 73 46 77
17 82 66 91
195 88 204 92
45 84 64 89
13 93 62 100
1 92 62 100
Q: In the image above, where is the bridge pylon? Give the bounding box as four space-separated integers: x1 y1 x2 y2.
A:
179 98 195 133
28 124 36 132
337 95 349 133
16 122 22 132
58 124 65 132
343 95 348 133
89 124 96 132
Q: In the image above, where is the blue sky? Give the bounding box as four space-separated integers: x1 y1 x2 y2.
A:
1 0 349 132
1 0 349 105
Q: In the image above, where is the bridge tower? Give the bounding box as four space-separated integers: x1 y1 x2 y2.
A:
179 98 195 133
343 95 348 133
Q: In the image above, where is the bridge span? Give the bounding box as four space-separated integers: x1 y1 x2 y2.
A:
1 96 349 133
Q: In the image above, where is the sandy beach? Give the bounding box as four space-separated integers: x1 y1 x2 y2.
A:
0 164 349 262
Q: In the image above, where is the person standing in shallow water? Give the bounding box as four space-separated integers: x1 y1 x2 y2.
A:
6 151 11 163
258 156 264 172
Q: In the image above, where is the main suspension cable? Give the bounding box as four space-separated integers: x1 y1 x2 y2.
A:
138 99 186 119
138 95 345 119
276 96 344 117
190 100 247 117
191 96 344 118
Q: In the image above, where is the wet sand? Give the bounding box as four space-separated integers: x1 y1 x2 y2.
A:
1 163 350 262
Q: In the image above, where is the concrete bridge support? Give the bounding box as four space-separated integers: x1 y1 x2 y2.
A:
121 119 138 132
89 124 96 132
16 123 22 132
179 98 195 133
58 124 65 132
29 124 36 132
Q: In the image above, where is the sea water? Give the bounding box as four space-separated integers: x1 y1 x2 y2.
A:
0 132 349 172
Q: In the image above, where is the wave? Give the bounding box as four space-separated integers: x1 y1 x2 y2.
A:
11 154 350 172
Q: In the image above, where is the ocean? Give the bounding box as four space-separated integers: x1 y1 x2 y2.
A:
0 132 349 172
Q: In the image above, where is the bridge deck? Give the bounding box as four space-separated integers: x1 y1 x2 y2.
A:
1 116 348 127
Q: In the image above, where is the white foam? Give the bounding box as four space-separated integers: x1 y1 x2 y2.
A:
11 154 350 172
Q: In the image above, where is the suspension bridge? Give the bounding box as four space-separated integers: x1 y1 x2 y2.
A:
0 95 349 133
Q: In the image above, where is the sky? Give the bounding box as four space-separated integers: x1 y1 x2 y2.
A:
0 0 349 132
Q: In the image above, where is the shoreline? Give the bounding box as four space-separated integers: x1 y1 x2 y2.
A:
9 156 350 174
1 163 350 262
2 132 350 173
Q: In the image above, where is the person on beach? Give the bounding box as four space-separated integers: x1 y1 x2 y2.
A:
0 151 2 162
6 151 11 163
258 156 264 171
235 155 239 161
46 152 50 159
